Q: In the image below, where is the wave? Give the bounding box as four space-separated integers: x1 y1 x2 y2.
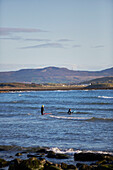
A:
50 115 92 120
0 113 32 117
48 147 75 154
49 147 113 155
0 145 112 156
50 115 113 121
74 150 113 156
89 117 113 122
98 96 113 99
75 111 92 114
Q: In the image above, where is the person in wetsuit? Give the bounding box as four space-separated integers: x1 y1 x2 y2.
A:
68 108 72 114
41 105 44 115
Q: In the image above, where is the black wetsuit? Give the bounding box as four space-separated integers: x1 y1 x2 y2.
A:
41 107 44 115
68 109 72 114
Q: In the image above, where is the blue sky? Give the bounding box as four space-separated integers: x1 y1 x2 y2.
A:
0 0 113 71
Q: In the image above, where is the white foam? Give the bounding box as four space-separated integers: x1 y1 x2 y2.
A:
50 115 91 120
49 147 75 154
98 96 113 99
48 148 113 155
50 147 63 153
27 113 31 115
75 150 113 155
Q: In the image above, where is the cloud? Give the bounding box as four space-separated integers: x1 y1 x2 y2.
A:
73 45 81 48
0 27 47 36
57 39 73 42
20 43 65 49
92 45 104 48
0 37 21 40
24 38 51 42
0 36 51 42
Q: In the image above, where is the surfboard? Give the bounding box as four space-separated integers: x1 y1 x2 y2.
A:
43 113 52 115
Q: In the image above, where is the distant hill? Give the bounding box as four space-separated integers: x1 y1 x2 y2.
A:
0 66 113 83
80 77 113 85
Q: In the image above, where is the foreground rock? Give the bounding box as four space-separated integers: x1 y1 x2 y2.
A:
9 157 45 170
0 158 9 168
75 152 113 170
0 150 113 169
74 152 113 161
8 157 76 170
47 151 69 159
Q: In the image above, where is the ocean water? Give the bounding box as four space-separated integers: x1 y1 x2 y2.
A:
0 90 113 159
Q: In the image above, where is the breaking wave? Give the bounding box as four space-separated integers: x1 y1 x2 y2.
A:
0 145 112 156
49 147 113 155
98 96 113 99
50 115 113 121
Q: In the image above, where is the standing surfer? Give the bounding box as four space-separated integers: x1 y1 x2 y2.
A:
41 105 44 115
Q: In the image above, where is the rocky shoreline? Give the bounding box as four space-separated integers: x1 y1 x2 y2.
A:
0 146 113 170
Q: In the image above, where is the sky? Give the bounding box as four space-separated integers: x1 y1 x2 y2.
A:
0 0 113 71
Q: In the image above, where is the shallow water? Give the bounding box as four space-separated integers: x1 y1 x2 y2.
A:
0 90 113 156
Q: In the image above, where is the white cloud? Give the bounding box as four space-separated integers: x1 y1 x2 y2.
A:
20 43 65 49
0 27 47 36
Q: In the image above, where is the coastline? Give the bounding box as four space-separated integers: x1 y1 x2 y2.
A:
0 86 113 93
0 82 113 93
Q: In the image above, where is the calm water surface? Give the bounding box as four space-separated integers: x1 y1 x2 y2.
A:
0 90 113 155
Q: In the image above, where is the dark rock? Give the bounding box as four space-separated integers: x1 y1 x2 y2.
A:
96 159 110 165
44 161 61 170
97 164 113 170
67 164 77 169
47 151 56 158
19 157 44 170
36 148 47 153
76 163 92 170
76 163 83 168
76 159 113 170
39 158 46 165
74 153 107 161
61 162 68 169
15 152 23 156
104 155 113 161
9 158 22 170
44 160 53 169
80 164 92 170
61 162 77 169
44 164 62 170
27 154 37 158
9 157 44 170
55 153 69 159
47 151 69 159
0 158 9 168
13 158 22 165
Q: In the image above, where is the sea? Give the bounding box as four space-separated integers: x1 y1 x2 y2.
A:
0 89 113 165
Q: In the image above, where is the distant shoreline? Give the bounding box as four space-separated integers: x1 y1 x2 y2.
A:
0 82 113 93
0 86 113 93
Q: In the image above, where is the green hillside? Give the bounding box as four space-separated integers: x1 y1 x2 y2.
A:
80 77 113 85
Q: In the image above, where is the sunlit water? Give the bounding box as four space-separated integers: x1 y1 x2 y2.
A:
0 90 113 158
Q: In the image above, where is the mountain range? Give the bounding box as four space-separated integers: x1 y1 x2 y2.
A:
0 66 113 84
